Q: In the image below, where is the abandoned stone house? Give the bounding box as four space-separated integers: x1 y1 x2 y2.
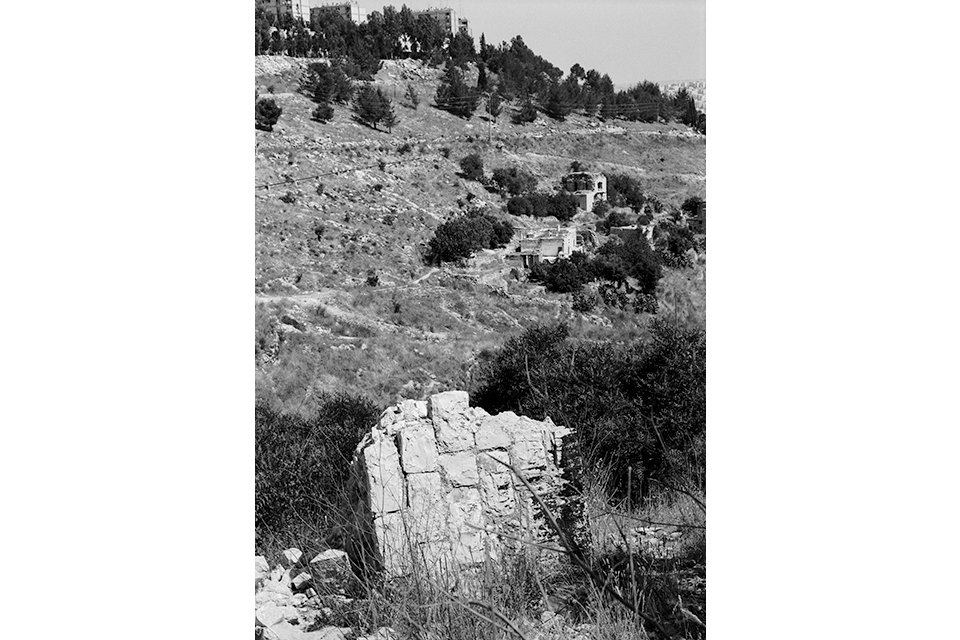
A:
561 172 607 212
511 226 578 268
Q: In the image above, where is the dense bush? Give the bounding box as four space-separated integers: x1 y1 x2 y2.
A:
528 257 588 293
528 234 662 296
255 394 379 546
312 102 335 123
511 98 538 124
654 220 697 265
506 191 578 221
596 209 631 233
459 154 484 181
606 174 646 212
491 166 537 196
255 97 282 132
472 320 705 499
425 210 514 264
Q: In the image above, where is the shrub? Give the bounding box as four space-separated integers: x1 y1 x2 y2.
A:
507 192 577 221
592 199 611 217
425 211 513 264
472 320 705 498
397 142 413 154
459 154 484 181
279 191 296 204
512 97 538 124
572 291 598 313
606 174 646 212
597 209 631 233
366 270 379 286
255 97 282 131
528 258 586 293
491 166 537 196
255 394 379 547
311 102 335 123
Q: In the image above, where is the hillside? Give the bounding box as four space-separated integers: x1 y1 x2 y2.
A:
255 56 706 414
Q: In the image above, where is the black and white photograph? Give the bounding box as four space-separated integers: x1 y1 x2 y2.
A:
254 2 706 638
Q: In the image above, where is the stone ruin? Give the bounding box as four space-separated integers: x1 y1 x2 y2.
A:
346 390 572 578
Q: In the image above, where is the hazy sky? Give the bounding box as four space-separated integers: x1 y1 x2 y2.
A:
383 0 705 86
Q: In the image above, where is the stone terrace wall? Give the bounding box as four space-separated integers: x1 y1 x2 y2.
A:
347 390 571 578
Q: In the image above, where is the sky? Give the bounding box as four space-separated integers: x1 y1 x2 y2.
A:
379 0 705 86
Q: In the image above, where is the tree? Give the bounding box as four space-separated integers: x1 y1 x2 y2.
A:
256 97 282 131
381 100 399 133
459 154 484 181
312 102 334 122
491 166 537 196
434 65 480 119
512 97 538 124
486 91 503 119
301 62 353 104
404 83 420 109
352 85 397 132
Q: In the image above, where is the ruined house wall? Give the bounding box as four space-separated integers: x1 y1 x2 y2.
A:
347 391 571 578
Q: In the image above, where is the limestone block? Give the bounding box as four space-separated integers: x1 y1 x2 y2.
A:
428 390 469 417
510 438 547 471
310 549 351 583
439 451 479 486
501 414 546 443
398 424 439 473
406 472 444 525
291 572 312 591
429 390 475 452
447 487 483 530
398 399 424 421
475 414 512 450
375 511 410 575
480 472 516 516
362 434 404 514
282 548 303 567
256 602 287 628
256 555 270 588
478 449 510 472
413 400 428 417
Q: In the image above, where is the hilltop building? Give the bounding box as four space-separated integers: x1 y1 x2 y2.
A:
512 227 578 268
258 0 311 23
413 7 470 36
311 1 367 24
561 172 607 212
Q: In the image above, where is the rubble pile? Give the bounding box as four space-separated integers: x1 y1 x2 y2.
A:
255 548 354 640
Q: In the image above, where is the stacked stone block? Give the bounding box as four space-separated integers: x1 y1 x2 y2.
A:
348 390 571 578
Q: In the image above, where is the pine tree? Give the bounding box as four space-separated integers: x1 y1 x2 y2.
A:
486 91 503 119
256 97 282 131
477 63 488 91
404 83 419 109
435 66 480 119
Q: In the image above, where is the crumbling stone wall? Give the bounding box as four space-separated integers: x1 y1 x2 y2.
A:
347 390 571 578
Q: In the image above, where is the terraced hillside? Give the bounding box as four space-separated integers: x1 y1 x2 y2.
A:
255 56 706 414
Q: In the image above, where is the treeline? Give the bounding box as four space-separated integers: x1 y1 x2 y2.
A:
255 5 705 131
